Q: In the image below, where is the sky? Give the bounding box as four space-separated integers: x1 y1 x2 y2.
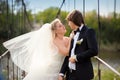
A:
26 0 120 16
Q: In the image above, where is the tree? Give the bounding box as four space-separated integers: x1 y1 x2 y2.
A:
35 7 70 36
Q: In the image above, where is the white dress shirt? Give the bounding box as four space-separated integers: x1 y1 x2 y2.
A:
59 25 84 76
69 25 83 70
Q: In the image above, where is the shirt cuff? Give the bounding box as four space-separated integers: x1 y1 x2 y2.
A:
59 73 64 77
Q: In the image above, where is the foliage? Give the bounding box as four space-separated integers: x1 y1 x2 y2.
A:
35 7 71 36
0 0 33 39
94 68 120 80
0 0 33 55
85 10 98 30
35 7 58 23
1 1 120 54
34 9 120 50
84 10 120 50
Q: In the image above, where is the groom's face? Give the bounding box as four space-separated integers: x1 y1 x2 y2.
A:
68 21 77 30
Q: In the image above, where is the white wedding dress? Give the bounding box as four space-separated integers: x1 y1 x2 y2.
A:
3 23 65 80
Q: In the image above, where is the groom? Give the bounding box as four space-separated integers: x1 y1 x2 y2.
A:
59 10 98 80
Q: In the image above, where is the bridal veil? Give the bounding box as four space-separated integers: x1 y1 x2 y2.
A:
3 23 58 73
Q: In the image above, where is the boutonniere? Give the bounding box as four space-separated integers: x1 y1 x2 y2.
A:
76 38 83 45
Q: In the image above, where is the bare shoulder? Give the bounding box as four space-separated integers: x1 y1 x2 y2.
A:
64 36 70 41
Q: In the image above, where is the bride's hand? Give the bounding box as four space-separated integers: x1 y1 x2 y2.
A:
58 75 64 80
69 31 74 38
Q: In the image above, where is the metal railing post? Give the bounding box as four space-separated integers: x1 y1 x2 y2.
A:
94 56 120 77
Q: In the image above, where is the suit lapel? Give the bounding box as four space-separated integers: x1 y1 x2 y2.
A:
69 26 88 56
78 25 88 40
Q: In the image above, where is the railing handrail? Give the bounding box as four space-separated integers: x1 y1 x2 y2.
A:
0 50 9 59
94 56 120 77
0 51 120 77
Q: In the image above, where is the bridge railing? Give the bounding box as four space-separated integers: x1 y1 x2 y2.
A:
0 50 25 80
0 0 32 79
0 50 120 80
94 56 120 80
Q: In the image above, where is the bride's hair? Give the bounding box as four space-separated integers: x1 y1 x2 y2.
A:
51 18 61 31
51 18 61 38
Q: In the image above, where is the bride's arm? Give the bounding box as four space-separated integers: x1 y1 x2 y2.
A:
59 37 71 56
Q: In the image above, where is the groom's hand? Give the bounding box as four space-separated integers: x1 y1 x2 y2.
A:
58 75 64 80
69 55 77 63
69 57 76 63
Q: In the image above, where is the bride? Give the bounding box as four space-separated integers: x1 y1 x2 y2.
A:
3 19 71 80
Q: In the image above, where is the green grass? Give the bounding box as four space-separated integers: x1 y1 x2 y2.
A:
93 68 120 80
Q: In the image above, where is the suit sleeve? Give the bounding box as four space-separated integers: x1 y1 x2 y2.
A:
76 29 98 61
60 56 69 75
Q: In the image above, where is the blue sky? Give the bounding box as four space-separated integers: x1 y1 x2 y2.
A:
27 0 120 16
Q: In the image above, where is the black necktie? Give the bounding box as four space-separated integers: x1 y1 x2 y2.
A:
74 28 80 34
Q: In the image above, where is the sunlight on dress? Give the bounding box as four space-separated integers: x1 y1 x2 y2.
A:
3 23 65 80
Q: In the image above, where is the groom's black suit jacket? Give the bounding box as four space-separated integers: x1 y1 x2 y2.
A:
60 26 98 80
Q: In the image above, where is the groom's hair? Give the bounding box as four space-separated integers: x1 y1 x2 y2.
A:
66 10 84 27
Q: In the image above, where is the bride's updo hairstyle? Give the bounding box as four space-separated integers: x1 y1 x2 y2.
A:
51 18 61 38
51 18 61 31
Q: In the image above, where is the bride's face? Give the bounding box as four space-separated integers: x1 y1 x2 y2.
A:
55 22 66 35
